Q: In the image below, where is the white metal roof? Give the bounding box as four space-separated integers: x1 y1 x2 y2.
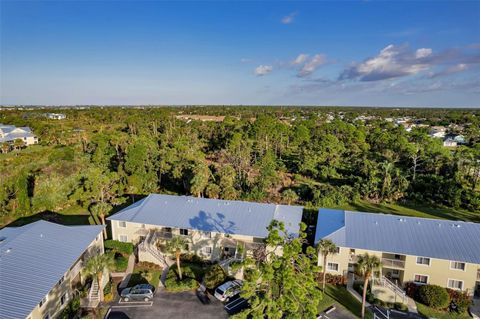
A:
315 209 480 264
0 221 104 319
107 194 304 238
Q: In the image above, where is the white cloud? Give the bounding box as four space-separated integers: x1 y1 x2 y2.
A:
292 54 309 65
254 65 273 76
429 63 468 78
340 44 432 81
297 54 327 77
415 48 432 59
281 12 297 24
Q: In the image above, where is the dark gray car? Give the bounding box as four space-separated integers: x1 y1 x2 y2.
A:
121 284 155 302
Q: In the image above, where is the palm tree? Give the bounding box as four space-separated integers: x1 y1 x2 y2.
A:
355 253 382 319
1 142 10 153
166 236 188 280
317 239 338 292
81 254 115 302
13 139 25 151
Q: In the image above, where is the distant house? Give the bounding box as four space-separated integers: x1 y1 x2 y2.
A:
445 133 466 145
443 138 458 147
46 113 66 120
315 209 480 300
429 126 446 138
0 124 38 146
0 221 105 319
107 194 303 268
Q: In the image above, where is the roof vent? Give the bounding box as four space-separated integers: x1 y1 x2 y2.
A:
417 221 421 225
452 224 461 228
398 218 406 222
40 234 44 238
5 248 12 253
374 221 378 225
0 236 6 243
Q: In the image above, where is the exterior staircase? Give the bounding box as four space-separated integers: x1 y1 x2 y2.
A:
86 280 100 308
372 276 407 304
139 230 174 268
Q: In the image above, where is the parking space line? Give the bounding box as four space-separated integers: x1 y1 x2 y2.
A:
112 301 153 308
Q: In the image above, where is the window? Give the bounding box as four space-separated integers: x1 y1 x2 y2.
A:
204 247 212 254
39 295 48 308
394 254 401 260
203 231 212 238
416 257 430 266
119 235 128 242
118 221 126 228
414 274 428 284
60 293 68 305
180 228 189 236
43 314 49 319
335 247 340 254
327 262 339 272
450 261 466 271
350 249 356 254
448 279 463 290
57 275 64 286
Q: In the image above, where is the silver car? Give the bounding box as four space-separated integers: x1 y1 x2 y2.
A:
120 284 155 302
214 280 243 302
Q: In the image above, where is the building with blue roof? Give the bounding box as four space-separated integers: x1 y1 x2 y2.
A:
315 208 480 298
0 221 104 319
107 194 304 265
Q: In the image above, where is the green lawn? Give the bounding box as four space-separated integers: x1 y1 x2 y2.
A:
127 264 162 289
321 284 373 319
416 302 471 319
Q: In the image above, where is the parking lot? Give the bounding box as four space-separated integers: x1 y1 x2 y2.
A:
107 289 228 319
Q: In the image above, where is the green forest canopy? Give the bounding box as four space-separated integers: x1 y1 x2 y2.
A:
1 106 479 228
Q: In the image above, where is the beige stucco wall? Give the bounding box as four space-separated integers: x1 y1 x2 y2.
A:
319 246 480 296
26 232 104 319
111 220 261 262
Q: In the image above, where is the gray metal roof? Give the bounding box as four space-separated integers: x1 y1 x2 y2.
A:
315 209 480 264
107 194 304 238
0 124 35 142
0 221 104 319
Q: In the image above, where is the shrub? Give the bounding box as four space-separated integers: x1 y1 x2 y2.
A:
58 296 80 319
204 264 227 289
318 273 346 286
104 240 134 255
107 251 129 272
394 302 408 312
103 281 113 302
404 281 419 298
417 285 450 309
353 282 375 303
447 288 472 313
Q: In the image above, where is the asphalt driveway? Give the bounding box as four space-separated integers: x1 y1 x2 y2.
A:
107 289 228 319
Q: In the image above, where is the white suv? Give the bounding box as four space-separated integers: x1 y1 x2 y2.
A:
214 280 243 302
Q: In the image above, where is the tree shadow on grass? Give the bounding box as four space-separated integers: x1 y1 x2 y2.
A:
4 210 91 228
347 201 480 223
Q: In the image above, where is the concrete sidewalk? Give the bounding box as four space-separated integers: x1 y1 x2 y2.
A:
118 254 135 289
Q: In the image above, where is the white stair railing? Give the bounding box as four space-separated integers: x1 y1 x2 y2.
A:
374 276 406 303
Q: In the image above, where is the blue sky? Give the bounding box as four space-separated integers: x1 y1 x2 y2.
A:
1 1 479 107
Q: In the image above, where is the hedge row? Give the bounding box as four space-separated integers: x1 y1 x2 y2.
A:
104 240 134 255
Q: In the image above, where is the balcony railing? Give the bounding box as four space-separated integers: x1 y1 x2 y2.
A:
382 258 405 269
69 260 83 280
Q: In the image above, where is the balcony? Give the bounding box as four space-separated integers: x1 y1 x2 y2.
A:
382 258 405 269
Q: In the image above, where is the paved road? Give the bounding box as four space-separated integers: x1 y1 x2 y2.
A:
107 289 228 319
